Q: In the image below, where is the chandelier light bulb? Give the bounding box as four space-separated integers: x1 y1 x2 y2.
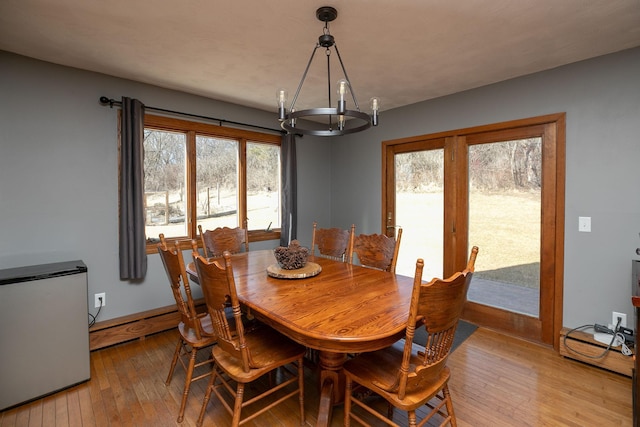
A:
370 97 379 111
370 97 380 126
277 89 288 121
337 79 349 97
277 89 288 104
337 79 348 115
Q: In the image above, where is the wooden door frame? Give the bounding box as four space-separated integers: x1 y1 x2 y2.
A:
382 113 565 349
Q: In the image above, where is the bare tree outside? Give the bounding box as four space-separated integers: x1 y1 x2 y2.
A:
143 129 187 237
246 142 280 230
395 150 444 192
468 138 541 191
196 136 239 228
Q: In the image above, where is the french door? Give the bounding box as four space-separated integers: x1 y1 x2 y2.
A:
382 114 565 347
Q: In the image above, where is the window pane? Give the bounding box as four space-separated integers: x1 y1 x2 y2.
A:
196 136 238 230
143 129 187 240
246 142 281 231
394 149 444 279
467 138 541 317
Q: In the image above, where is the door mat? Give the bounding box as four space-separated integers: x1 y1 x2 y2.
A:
412 319 478 352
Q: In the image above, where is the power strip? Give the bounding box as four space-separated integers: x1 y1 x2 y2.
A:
595 323 635 345
594 323 613 334
593 332 623 347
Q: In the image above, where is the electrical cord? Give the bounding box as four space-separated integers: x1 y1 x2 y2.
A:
88 296 103 328
563 317 625 359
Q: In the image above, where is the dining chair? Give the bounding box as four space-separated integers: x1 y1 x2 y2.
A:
349 227 403 273
157 234 217 423
198 219 249 258
310 221 355 262
343 246 479 427
192 247 306 427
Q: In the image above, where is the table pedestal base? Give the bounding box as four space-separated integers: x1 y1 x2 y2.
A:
316 351 348 427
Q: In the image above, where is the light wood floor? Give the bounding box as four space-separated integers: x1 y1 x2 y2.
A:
0 327 632 426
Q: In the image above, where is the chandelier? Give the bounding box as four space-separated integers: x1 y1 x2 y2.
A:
277 6 379 137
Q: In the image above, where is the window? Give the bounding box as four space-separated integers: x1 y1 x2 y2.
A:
143 115 281 252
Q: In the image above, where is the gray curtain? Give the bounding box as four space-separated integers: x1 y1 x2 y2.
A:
280 133 297 246
119 97 147 280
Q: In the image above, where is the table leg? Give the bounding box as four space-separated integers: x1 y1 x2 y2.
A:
316 351 347 427
317 378 333 427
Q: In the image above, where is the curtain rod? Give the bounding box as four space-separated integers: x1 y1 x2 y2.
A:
99 96 286 135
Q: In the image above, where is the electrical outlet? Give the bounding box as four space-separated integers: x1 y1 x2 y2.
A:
612 311 627 328
95 292 106 308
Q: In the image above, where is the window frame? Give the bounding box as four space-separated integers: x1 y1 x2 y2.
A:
142 114 282 253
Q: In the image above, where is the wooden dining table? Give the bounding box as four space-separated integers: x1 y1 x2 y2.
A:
186 249 416 427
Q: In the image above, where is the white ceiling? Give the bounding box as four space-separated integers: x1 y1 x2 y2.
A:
1 0 639 116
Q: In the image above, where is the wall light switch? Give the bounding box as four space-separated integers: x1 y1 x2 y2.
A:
578 216 591 232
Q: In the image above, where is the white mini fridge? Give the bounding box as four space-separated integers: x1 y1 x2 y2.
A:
0 260 90 410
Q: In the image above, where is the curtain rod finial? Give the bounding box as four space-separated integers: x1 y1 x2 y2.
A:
99 96 113 107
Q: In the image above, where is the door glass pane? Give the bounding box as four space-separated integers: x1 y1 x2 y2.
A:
196 136 238 230
143 129 187 239
467 138 541 317
246 142 281 231
395 149 444 279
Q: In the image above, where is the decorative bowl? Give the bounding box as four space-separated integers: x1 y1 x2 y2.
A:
273 240 309 270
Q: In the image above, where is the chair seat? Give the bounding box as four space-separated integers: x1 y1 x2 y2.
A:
344 340 451 411
177 314 216 346
212 326 306 382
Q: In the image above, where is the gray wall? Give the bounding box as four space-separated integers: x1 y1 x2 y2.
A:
0 51 331 320
331 47 640 328
2 47 639 329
